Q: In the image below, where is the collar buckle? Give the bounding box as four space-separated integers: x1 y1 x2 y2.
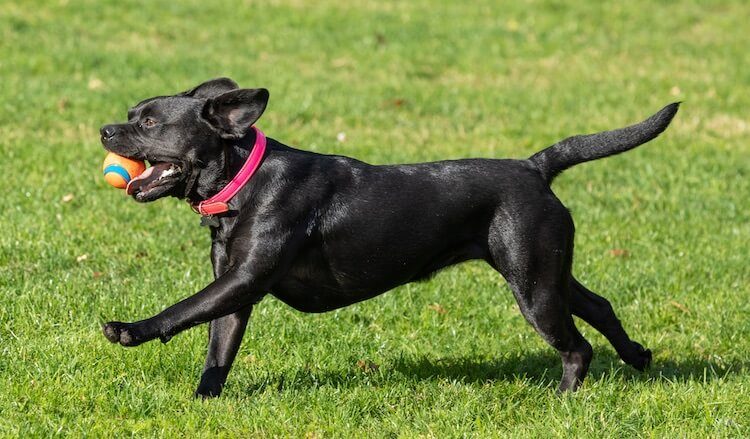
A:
194 201 229 216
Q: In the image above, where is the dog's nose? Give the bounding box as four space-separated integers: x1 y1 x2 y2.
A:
100 125 117 140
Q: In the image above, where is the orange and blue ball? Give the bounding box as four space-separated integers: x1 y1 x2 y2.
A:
102 153 146 189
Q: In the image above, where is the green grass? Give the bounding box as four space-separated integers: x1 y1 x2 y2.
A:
1 0 749 436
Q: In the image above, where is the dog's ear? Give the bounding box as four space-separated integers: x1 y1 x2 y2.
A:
201 88 269 139
179 78 239 99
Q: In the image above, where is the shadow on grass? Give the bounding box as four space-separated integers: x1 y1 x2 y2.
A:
242 350 749 395
390 351 749 384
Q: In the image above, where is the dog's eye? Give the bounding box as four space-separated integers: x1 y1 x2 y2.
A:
141 118 157 128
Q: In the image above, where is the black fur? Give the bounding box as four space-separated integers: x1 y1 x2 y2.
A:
99 78 679 397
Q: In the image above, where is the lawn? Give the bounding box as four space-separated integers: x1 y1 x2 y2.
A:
1 0 749 436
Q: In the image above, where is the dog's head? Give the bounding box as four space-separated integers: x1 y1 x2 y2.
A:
100 78 269 202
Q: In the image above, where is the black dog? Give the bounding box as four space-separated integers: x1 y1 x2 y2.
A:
100 78 679 397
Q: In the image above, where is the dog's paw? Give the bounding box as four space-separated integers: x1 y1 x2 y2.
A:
624 342 652 371
102 321 148 347
194 383 223 400
194 367 225 399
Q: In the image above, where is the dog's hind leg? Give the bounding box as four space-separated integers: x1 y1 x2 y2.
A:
489 203 593 392
509 279 593 392
569 278 651 371
195 306 253 398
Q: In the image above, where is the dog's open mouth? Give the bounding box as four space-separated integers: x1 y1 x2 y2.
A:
126 162 183 202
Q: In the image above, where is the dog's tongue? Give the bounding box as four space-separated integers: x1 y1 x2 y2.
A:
126 163 174 195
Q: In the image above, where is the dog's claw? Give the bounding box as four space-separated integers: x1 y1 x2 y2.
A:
194 386 223 399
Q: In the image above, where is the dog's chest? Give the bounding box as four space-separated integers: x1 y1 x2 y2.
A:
208 217 240 255
200 215 221 228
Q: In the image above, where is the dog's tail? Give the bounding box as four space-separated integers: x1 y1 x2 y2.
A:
528 102 680 183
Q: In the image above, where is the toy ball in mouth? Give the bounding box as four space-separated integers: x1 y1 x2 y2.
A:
102 152 147 189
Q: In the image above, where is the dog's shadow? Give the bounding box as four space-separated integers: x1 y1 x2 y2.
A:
242 350 748 395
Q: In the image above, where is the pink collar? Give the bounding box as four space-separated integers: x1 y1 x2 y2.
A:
192 126 267 216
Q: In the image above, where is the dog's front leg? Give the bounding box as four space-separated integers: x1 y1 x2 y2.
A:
195 306 253 398
194 240 251 398
102 266 266 347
